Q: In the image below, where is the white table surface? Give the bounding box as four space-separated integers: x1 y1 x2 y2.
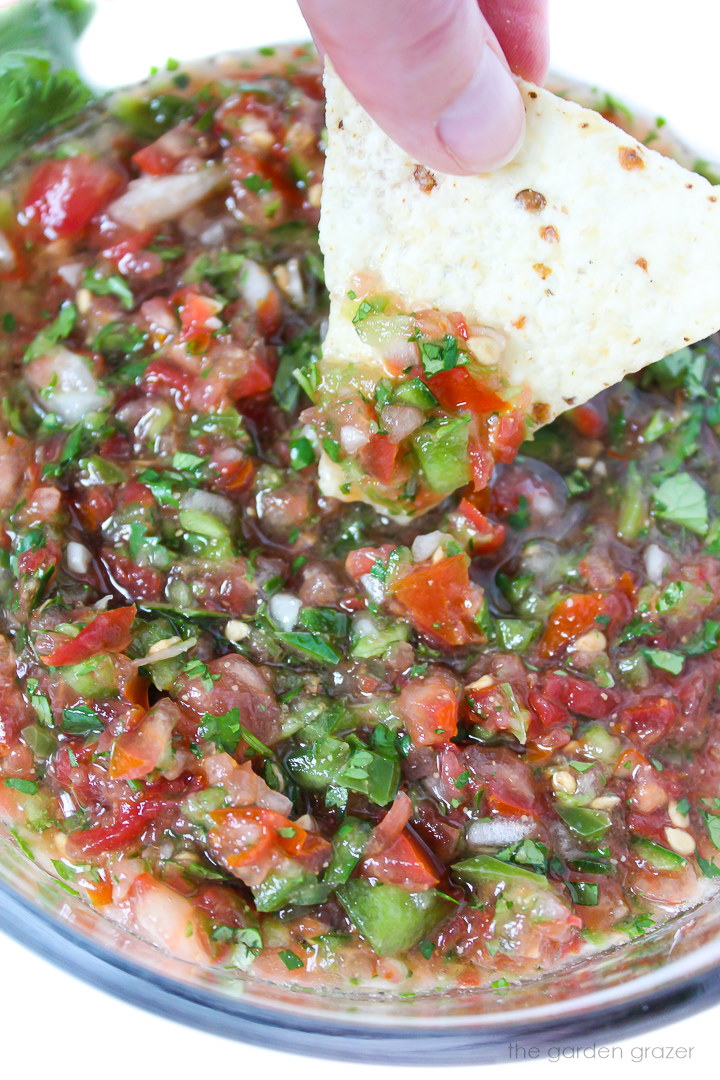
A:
3 1 720 1075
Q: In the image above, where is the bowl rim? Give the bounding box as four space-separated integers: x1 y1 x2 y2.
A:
2 875 720 1065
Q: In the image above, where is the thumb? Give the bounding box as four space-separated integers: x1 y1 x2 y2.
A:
298 0 526 174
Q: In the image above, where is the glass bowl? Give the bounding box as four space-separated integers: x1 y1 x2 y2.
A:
2 0 720 1063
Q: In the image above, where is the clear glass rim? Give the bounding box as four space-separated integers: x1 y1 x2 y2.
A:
2 873 720 1064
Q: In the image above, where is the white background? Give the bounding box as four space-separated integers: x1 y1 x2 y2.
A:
3 0 720 1077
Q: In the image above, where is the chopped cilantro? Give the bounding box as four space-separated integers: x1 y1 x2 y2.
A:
642 648 685 675
61 703 104 735
419 334 466 377
4 777 38 794
278 949 304 971
652 472 708 535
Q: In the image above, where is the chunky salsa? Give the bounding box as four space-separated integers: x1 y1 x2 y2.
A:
1 48 720 993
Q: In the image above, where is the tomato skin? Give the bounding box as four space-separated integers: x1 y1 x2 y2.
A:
528 689 569 729
66 798 167 858
23 155 123 239
359 434 397 486
43 605 136 666
390 553 481 647
142 359 196 409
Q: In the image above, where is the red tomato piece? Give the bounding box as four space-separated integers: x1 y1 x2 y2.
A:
458 498 506 553
619 697 680 748
66 798 167 858
23 155 123 239
43 605 136 667
344 544 396 580
359 434 398 486
528 689 569 729
142 359 196 409
229 356 274 400
390 553 480 646
362 829 439 891
428 366 505 416
539 593 606 658
568 401 607 438
543 671 618 719
397 672 460 747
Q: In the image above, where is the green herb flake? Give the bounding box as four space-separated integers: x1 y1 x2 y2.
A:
278 948 304 971
652 473 709 535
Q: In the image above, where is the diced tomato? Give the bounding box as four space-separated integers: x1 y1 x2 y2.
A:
539 593 605 658
397 672 460 747
256 290 282 337
209 806 330 871
118 480 155 508
43 605 136 666
177 290 223 352
362 829 439 891
17 539 61 577
344 544 396 580
66 797 167 857
568 401 607 438
142 359 196 409
390 553 480 646
457 498 506 553
619 697 680 748
109 702 177 780
102 228 157 271
468 438 494 490
210 454 254 493
229 356 274 400
359 434 397 486
73 485 115 531
543 671 618 719
428 367 505 417
22 155 124 239
102 551 164 602
465 680 529 742
528 689 569 729
128 874 212 964
467 747 538 816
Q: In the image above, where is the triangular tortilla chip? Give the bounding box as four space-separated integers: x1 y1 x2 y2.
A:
314 65 720 516
320 65 720 418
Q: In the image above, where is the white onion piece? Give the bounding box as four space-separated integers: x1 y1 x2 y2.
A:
66 541 92 575
108 165 226 229
56 261 84 287
269 593 302 632
411 530 444 563
26 347 108 423
179 487 235 523
644 543 672 585
360 572 384 606
380 404 424 444
466 817 534 848
132 637 198 667
0 231 15 271
283 257 305 307
240 259 277 311
340 425 370 454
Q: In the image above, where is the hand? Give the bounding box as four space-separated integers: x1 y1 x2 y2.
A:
298 0 548 174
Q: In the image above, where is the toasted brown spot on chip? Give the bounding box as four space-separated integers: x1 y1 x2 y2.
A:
533 263 552 279
635 257 648 271
338 119 344 130
563 397 577 406
632 337 641 344
512 316 526 329
619 146 645 170
580 122 589 129
515 188 546 213
532 402 551 424
528 90 538 99
540 225 559 243
710 195 718 203
413 165 437 193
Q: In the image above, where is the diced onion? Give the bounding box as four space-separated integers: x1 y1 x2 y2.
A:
180 487 235 523
269 592 302 632
108 165 226 230
0 231 15 271
240 259 276 311
26 347 108 423
132 636 197 666
380 405 424 444
644 542 672 585
466 817 534 848
66 541 91 575
411 530 444 563
340 425 370 454
360 572 385 606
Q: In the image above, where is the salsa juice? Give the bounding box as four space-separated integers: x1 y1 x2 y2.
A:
0 49 719 992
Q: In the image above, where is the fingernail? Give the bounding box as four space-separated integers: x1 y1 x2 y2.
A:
437 49 525 173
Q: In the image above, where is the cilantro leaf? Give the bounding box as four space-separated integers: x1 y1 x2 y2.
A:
419 334 467 377
652 473 708 535
24 300 77 362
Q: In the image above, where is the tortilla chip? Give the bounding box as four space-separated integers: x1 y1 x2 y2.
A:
320 64 720 424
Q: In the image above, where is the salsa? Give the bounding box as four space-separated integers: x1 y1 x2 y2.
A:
1 48 720 993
